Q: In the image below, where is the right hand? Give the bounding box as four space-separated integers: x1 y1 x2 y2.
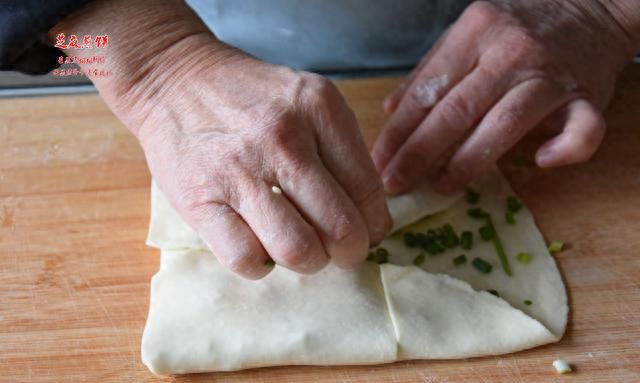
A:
125 39 392 279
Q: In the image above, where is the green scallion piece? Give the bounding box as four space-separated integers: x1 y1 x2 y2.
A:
524 300 533 306
453 254 467 266
465 187 480 204
404 232 418 247
479 224 495 241
486 214 513 276
367 247 390 264
425 242 445 255
487 289 500 297
264 258 276 267
506 212 516 225
413 253 426 266
548 241 564 253
516 252 533 264
441 224 460 248
472 257 493 274
468 207 488 219
376 247 389 263
460 231 473 250
416 233 429 247
507 196 523 213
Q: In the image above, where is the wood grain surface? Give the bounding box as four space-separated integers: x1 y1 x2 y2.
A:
1 65 639 382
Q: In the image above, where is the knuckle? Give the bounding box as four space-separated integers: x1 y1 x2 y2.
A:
328 215 362 244
276 154 310 184
463 1 499 25
176 184 216 213
437 93 474 132
301 74 340 107
494 107 522 137
351 178 385 209
276 237 323 272
307 74 337 98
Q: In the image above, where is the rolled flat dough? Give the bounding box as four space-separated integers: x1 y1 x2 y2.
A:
141 170 567 374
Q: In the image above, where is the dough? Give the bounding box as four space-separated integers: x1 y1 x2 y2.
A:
141 171 568 374
142 251 396 374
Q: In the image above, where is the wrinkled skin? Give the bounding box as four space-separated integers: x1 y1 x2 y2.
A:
373 0 635 195
134 51 392 279
53 0 638 279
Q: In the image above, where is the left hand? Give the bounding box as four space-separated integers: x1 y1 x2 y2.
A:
372 0 637 194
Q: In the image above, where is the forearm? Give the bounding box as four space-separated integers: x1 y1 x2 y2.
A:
599 0 640 55
48 0 238 135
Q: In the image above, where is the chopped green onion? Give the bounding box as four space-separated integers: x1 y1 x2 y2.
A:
486 289 500 297
460 231 473 250
516 252 533 264
367 248 389 264
524 300 533 306
264 258 276 267
404 232 418 247
416 232 429 246
487 215 512 276
506 212 516 225
472 257 493 274
468 207 488 219
465 187 480 204
420 229 446 255
548 241 564 253
453 254 467 266
507 196 523 213
425 242 445 255
441 224 460 248
413 253 426 266
376 247 389 263
479 224 495 241
512 154 529 167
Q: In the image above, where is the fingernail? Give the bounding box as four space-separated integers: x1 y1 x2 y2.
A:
536 146 556 167
371 151 387 175
383 173 403 195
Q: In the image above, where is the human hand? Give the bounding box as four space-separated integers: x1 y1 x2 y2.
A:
372 0 639 195
50 0 391 279
134 48 391 279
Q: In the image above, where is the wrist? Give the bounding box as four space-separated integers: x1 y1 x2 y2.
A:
596 0 640 55
48 0 238 136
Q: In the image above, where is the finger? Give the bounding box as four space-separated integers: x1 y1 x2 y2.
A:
196 202 273 280
536 99 605 167
278 157 371 267
236 180 329 274
372 4 497 174
315 93 392 246
382 28 452 114
436 79 570 192
381 65 508 195
382 85 406 115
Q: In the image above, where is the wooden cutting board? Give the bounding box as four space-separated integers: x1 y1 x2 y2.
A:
1 66 639 382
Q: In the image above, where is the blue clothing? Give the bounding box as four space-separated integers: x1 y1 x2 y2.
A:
187 0 471 72
0 0 471 74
